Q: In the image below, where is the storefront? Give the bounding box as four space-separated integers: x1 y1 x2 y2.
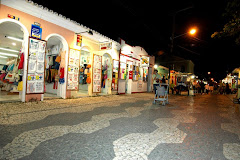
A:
101 53 112 95
0 0 120 102
44 34 68 99
0 0 155 102
69 40 119 98
118 39 154 94
0 19 28 102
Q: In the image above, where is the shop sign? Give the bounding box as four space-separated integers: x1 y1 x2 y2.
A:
129 71 133 79
140 57 149 67
31 24 42 39
7 14 20 21
100 42 112 50
76 34 82 47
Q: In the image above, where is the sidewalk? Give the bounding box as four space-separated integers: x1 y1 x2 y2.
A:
1 93 240 160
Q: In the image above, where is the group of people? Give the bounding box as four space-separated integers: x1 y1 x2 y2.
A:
192 80 212 94
218 80 232 94
152 69 234 96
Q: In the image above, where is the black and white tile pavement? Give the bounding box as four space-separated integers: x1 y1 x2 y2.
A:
0 93 240 160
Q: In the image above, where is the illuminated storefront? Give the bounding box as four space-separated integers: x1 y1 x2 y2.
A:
0 0 119 102
118 39 154 94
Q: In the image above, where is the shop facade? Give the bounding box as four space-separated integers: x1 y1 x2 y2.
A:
118 39 154 94
0 0 120 102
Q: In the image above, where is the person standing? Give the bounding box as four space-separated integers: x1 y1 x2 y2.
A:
219 80 223 94
205 83 210 94
192 80 197 93
162 75 166 83
152 69 161 95
200 80 205 94
226 82 230 94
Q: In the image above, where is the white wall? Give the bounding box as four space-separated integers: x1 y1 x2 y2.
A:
0 59 7 65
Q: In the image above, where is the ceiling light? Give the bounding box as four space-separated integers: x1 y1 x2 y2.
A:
0 47 19 53
0 52 18 57
0 55 8 58
5 36 23 42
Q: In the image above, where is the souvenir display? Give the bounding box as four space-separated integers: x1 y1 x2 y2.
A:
92 54 102 93
79 51 91 86
119 62 126 80
112 59 119 90
67 48 80 90
26 37 46 94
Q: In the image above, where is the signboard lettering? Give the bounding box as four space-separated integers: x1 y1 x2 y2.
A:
7 14 20 21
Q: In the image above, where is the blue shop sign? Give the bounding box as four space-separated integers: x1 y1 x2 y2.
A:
31 24 42 39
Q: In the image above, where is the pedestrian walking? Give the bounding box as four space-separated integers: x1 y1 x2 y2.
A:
205 83 210 94
200 80 205 94
196 82 201 94
161 75 166 83
192 80 197 93
152 70 161 95
226 82 230 94
223 82 226 94
219 80 223 94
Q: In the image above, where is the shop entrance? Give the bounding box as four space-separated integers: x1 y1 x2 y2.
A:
45 36 64 99
112 59 119 94
101 53 112 95
78 49 91 96
125 60 133 94
0 21 25 102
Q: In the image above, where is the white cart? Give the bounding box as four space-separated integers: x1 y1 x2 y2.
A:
153 83 169 105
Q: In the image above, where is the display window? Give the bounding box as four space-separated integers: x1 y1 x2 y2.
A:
143 67 148 81
119 62 127 80
0 22 25 101
101 53 112 94
78 50 91 95
112 59 119 91
133 65 140 81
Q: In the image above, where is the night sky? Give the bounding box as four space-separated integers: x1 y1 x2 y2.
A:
33 0 240 81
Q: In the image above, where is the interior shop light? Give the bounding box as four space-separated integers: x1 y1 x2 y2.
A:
75 30 93 35
0 55 8 58
0 47 19 53
5 36 23 42
0 52 18 57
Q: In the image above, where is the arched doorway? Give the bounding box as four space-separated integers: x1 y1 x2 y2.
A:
101 53 112 95
0 19 29 102
45 34 68 99
77 47 92 97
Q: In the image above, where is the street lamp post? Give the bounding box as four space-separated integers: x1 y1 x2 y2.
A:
170 28 197 40
170 6 194 54
168 6 194 93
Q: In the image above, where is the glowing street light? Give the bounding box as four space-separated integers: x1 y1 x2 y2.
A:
171 28 198 39
189 28 197 35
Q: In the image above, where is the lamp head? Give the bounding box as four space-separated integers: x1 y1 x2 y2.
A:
189 28 197 35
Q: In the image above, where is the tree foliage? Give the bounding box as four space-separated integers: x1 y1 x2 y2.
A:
211 0 240 44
